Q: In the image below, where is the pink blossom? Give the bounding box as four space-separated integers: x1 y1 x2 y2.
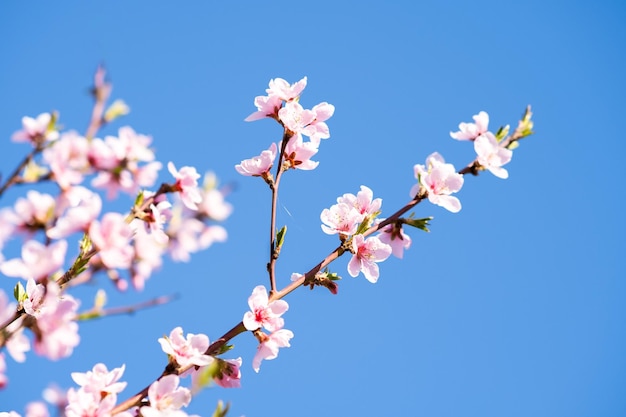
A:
166 212 226 262
89 213 134 269
43 131 89 189
378 223 412 259
474 132 513 179
214 357 242 388
23 278 46 317
412 152 464 213
450 111 490 141
337 185 382 223
0 239 67 281
348 235 392 283
0 209 16 251
0 291 30 362
235 143 277 177
282 134 319 170
10 190 56 233
278 101 316 135
320 203 362 236
158 327 213 369
131 226 166 290
132 192 171 245
89 128 162 198
306 102 335 142
47 186 102 239
0 353 7 389
65 387 116 417
242 285 289 332
71 363 127 395
197 173 233 221
244 94 283 122
252 328 294 373
167 162 202 210
33 285 80 360
12 113 59 144
266 76 307 101
25 402 49 417
140 375 191 417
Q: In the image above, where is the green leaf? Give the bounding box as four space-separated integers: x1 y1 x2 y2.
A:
13 281 27 303
404 216 433 232
276 225 287 250
211 400 230 417
134 191 145 207
495 124 510 141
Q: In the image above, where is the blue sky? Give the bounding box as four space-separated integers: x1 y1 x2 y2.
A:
1 1 625 416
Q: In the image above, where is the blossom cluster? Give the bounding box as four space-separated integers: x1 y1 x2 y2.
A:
236 77 335 178
0 72 531 417
0 71 232 401
242 285 293 372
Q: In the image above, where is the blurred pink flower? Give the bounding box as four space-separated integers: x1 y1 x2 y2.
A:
89 213 134 269
12 113 59 144
168 162 202 210
0 239 67 281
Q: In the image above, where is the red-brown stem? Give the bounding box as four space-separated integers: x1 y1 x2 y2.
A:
0 143 45 198
267 130 293 294
85 67 111 140
111 118 534 414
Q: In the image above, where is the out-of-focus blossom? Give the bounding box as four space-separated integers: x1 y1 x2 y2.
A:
0 290 30 363
89 213 134 269
33 282 80 360
25 402 49 417
43 131 90 189
0 353 7 389
8 191 56 234
168 162 202 210
12 113 59 144
47 186 102 239
89 127 162 198
0 239 67 281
